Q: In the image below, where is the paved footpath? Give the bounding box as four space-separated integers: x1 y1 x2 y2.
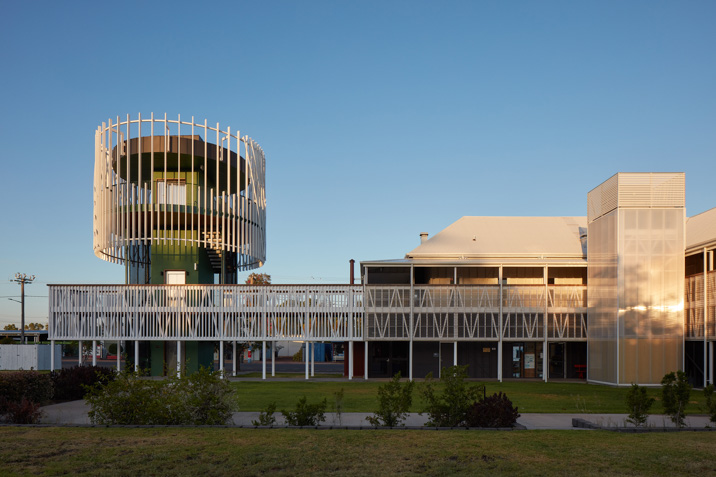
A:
38 400 712 429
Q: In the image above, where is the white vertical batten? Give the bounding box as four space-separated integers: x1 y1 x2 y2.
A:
93 114 265 272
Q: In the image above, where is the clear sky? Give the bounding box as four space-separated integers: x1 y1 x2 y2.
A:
1 1 714 328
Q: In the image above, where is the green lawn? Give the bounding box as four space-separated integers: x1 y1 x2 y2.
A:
1 427 715 476
232 380 710 414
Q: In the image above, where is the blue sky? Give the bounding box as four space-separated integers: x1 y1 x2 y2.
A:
1 1 714 327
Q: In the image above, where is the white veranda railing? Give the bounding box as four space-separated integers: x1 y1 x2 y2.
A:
49 285 363 341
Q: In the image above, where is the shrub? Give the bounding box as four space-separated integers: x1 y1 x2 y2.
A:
252 402 277 426
465 392 520 428
703 384 716 424
50 366 116 401
292 349 303 362
0 371 53 413
625 383 655 427
1 398 43 424
281 396 327 426
84 367 238 425
366 372 414 427
420 365 484 427
661 371 691 428
181 367 237 425
85 372 179 425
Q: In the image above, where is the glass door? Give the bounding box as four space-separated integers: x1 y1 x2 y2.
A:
511 344 523 378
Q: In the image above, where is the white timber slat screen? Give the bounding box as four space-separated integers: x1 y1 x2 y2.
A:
93 114 266 272
49 285 364 342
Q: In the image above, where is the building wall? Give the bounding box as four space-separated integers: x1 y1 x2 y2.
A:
150 232 214 285
587 209 619 383
588 173 685 385
618 208 684 384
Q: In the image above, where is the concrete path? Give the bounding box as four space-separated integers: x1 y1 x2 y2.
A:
38 400 713 429
40 400 92 425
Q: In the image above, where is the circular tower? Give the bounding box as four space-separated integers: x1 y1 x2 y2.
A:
93 113 266 285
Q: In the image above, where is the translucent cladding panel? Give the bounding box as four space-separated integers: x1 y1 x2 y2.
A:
587 210 618 383
618 208 684 384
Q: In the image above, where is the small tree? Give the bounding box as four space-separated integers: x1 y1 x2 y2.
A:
661 371 691 428
246 273 271 285
625 383 655 427
334 388 345 425
366 372 414 427
252 402 277 426
420 365 484 427
281 396 327 426
3 324 18 331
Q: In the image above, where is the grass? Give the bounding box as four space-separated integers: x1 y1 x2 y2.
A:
1 427 715 476
232 380 710 414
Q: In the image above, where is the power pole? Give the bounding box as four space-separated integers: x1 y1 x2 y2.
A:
11 273 35 344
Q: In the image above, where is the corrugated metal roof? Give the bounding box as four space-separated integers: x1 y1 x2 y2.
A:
405 216 587 259
361 257 587 268
686 207 716 252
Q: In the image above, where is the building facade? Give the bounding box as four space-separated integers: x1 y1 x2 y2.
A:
48 146 715 385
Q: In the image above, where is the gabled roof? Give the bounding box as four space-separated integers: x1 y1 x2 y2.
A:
406 216 587 260
686 207 716 253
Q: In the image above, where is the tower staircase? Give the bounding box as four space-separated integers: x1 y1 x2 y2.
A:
203 231 223 272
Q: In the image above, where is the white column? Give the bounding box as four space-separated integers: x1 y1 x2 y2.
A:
705 248 709 388
262 340 267 380
498 265 503 382
271 341 275 377
710 341 714 385
345 341 351 380
233 341 237 377
177 341 181 377
311 342 315 377
78 340 83 366
409 265 414 381
50 340 55 371
219 340 224 376
116 341 121 372
133 340 138 372
497 341 503 382
544 266 549 383
305 342 309 380
454 341 458 366
92 340 97 366
364 340 368 380
409 341 413 381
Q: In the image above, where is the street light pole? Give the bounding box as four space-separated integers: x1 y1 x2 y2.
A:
11 273 35 344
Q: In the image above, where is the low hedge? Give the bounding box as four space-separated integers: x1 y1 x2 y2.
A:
0 371 53 423
50 366 116 401
0 371 53 412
